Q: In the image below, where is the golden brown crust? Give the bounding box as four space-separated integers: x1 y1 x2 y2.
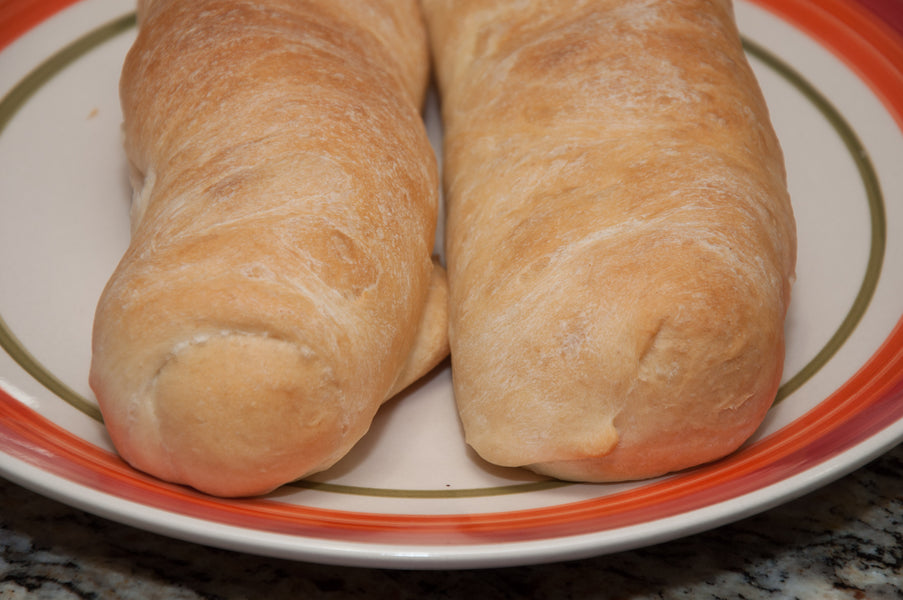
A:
90 0 447 497
423 0 796 481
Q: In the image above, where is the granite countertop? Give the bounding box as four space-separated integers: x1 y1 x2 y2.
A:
1 443 900 599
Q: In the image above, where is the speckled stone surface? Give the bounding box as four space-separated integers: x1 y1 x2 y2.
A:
1 444 901 599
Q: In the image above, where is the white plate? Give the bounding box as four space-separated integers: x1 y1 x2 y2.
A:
1 0 902 569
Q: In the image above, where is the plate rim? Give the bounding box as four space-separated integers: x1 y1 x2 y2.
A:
1 0 903 569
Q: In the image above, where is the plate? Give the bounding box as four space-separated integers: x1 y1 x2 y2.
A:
1 0 903 569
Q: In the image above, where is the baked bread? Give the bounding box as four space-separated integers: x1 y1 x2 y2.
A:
89 0 447 497
423 0 796 481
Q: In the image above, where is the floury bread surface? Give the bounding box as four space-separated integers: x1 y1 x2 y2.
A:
423 0 796 481
89 0 448 497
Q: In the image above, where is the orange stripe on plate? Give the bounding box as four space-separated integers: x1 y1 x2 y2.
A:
0 0 83 52
749 0 903 130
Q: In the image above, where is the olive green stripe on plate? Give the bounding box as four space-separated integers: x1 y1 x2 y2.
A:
291 479 572 498
0 13 136 137
743 38 887 403
0 14 137 423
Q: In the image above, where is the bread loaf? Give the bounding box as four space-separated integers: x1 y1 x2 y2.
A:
89 0 447 497
423 0 796 481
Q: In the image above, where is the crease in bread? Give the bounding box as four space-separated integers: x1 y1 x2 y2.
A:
90 0 448 497
423 0 796 482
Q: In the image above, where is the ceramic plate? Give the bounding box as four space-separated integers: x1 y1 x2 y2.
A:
1 0 902 569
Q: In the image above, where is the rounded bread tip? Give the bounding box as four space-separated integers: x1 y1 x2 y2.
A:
132 333 354 498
